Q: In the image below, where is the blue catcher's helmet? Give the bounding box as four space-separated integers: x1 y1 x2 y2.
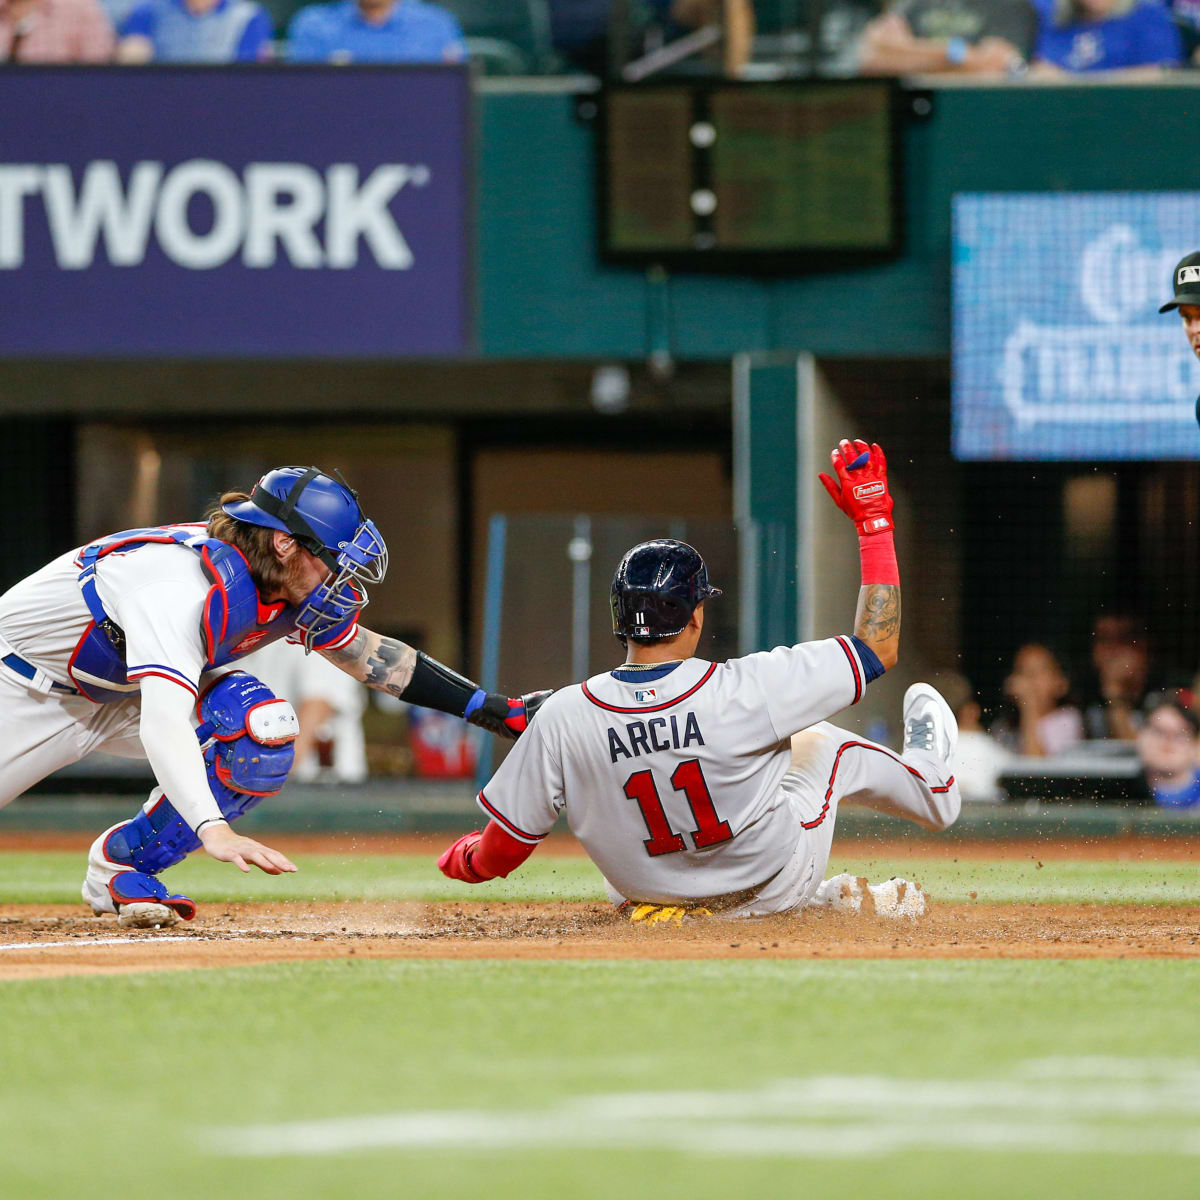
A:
610 539 722 645
222 466 388 650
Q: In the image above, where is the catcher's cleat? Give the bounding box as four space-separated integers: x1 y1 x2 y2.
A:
106 871 196 927
629 903 712 926
117 902 180 930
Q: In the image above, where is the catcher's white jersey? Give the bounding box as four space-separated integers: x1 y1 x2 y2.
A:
477 636 874 904
0 527 213 698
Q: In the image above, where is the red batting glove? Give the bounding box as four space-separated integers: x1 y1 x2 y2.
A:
818 439 894 536
437 832 487 884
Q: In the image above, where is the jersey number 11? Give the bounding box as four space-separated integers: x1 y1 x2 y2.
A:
624 759 733 857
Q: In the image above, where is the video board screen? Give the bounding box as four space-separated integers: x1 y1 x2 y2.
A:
602 80 900 270
953 192 1200 460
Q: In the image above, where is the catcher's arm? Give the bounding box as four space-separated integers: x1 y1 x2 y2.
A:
137 676 296 875
818 439 901 670
320 625 551 738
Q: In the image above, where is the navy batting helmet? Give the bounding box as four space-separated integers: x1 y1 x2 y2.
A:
610 539 722 644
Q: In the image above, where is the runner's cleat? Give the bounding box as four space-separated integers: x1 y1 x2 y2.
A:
810 874 927 919
867 877 927 919
902 683 958 765
629 904 712 926
810 873 870 914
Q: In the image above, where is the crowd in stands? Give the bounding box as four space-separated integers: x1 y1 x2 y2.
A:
947 611 1200 810
3 0 1197 74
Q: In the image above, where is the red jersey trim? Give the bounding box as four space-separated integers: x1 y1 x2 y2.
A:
476 790 548 845
126 668 199 699
834 636 863 705
580 662 718 715
804 739 955 830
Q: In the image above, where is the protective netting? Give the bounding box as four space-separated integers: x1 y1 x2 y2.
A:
952 193 1200 743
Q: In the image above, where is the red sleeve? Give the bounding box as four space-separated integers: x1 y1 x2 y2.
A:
469 819 537 879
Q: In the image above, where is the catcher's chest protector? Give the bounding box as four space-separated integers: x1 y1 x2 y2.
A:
70 526 300 703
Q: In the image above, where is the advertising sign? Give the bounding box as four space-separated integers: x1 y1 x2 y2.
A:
0 67 471 357
953 193 1200 460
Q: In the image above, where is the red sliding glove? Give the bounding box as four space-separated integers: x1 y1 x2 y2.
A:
818 440 894 536
437 823 537 883
818 439 899 585
437 832 487 883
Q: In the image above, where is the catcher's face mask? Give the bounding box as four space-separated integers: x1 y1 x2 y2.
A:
291 519 388 651
231 466 389 651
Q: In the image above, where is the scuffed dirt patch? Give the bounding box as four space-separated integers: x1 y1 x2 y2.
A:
1 900 1198 979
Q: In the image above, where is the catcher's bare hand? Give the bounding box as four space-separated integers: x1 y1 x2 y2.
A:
198 822 297 875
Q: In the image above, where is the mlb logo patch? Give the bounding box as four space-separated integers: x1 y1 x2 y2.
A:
1180 266 1200 286
635 688 657 702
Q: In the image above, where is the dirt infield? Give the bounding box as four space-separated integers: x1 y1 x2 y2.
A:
1 899 1197 979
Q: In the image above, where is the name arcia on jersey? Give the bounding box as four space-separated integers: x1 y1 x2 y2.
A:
607 712 704 764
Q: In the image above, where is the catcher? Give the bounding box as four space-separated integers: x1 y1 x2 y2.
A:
438 441 960 919
0 466 544 927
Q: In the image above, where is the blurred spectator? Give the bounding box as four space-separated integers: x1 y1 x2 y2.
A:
0 0 114 60
115 0 271 62
1082 612 1155 740
1136 695 1200 808
550 0 752 76
994 643 1084 757
287 0 464 62
857 0 1038 76
243 640 368 785
1168 0 1200 66
939 671 1013 802
1029 0 1183 74
407 705 477 778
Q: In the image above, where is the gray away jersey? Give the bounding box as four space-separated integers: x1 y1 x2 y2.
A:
477 636 872 904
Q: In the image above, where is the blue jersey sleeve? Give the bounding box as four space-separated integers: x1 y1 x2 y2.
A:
437 9 465 60
120 2 156 38
236 5 273 60
849 636 887 684
1132 2 1184 64
286 6 330 61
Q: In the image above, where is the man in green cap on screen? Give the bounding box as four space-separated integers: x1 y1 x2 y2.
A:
1160 251 1200 426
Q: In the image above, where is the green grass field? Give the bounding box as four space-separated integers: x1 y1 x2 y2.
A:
2 849 1199 1199
3 847 1200 906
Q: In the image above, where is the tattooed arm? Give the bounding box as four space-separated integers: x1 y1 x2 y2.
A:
818 439 901 672
320 627 417 697
320 626 549 738
854 584 900 671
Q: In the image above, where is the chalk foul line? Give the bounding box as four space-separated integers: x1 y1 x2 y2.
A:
206 1057 1200 1160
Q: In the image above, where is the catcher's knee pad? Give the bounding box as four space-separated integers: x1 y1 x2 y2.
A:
197 671 298 798
108 871 196 921
98 675 298 876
